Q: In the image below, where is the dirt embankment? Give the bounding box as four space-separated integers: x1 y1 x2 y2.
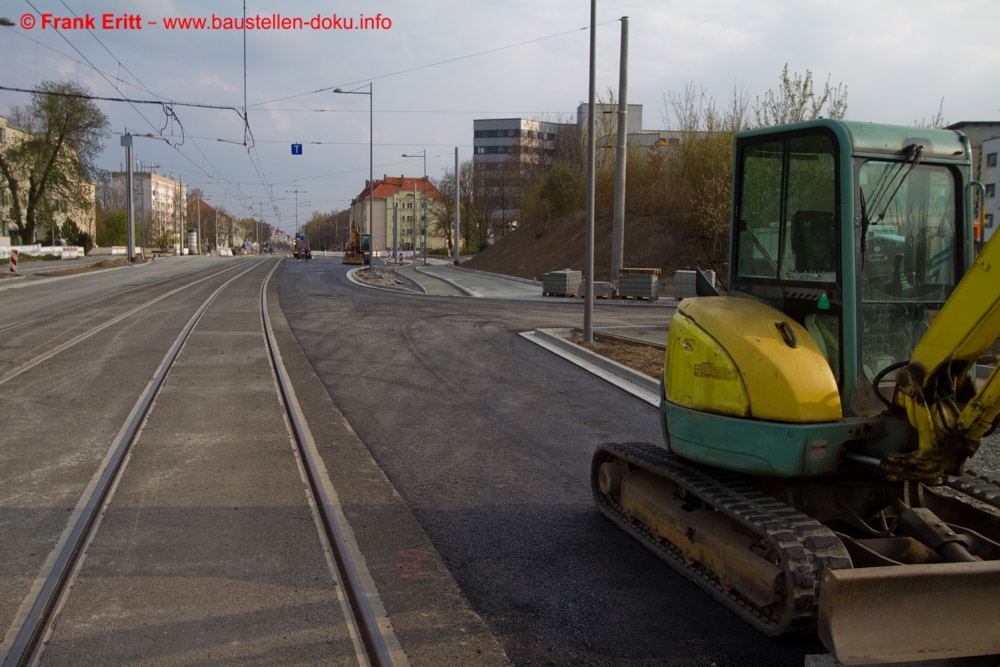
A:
463 214 725 295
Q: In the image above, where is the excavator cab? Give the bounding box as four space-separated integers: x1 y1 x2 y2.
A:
729 121 971 420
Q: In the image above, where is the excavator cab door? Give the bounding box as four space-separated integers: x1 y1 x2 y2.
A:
730 127 845 386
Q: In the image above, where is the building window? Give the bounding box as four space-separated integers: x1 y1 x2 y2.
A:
988 152 998 168
986 213 994 228
496 146 508 153
987 183 996 198
476 147 486 154
0 127 5 144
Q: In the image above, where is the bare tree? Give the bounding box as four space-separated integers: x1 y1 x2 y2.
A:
753 63 848 127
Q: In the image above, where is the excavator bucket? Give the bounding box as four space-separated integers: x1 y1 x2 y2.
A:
818 561 1000 665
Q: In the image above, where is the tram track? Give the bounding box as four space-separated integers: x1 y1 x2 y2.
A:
0 263 247 383
0 259 400 666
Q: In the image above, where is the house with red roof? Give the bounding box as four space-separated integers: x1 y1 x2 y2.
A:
349 175 443 256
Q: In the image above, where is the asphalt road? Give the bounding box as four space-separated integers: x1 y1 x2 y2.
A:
278 257 822 666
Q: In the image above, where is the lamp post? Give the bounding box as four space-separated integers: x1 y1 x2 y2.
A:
402 150 427 263
333 83 373 267
285 189 306 234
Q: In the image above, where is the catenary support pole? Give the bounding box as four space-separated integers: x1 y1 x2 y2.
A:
453 147 460 265
583 0 597 343
611 16 629 284
123 133 135 262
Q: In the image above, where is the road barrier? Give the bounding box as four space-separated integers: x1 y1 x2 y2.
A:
9 249 18 273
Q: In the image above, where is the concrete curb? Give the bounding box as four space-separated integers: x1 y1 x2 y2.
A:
413 265 482 297
520 327 659 407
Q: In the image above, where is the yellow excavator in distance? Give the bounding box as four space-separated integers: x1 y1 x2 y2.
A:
592 119 1000 665
342 220 370 265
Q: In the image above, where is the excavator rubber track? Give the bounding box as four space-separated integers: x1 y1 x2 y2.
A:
591 442 852 637
947 468 1000 507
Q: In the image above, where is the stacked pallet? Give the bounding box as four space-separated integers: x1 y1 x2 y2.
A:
619 268 660 301
593 281 616 299
543 269 582 297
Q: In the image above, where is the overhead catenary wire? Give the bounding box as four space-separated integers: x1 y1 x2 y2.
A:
1 12 620 229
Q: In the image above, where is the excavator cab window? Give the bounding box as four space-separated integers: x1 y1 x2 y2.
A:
735 133 837 283
858 161 959 381
733 132 842 380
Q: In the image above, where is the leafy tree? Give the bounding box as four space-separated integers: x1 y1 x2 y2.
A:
0 80 109 244
154 232 174 252
96 210 133 247
55 217 94 250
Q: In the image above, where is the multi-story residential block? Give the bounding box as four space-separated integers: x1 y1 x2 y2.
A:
473 118 567 171
471 105 680 233
349 175 442 255
111 170 187 250
981 136 999 244
473 118 572 234
948 122 1000 246
0 114 97 246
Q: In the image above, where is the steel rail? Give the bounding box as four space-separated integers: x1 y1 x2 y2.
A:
1 260 267 667
260 264 396 667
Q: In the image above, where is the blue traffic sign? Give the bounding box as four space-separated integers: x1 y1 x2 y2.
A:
291 143 303 155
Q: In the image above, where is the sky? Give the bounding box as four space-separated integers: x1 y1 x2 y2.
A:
1 0 998 236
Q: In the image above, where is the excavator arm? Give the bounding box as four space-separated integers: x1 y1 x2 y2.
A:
887 231 1000 482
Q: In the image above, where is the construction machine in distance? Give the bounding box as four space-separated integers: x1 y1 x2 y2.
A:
342 220 370 265
592 119 1000 665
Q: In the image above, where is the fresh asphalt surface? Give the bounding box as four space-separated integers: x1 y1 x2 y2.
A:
277 255 823 666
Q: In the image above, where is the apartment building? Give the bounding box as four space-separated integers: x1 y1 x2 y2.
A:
948 122 1000 245
350 175 442 255
471 105 680 233
981 136 999 244
111 170 187 249
472 118 567 170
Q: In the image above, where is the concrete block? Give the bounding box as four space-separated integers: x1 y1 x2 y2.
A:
543 269 581 296
674 270 715 299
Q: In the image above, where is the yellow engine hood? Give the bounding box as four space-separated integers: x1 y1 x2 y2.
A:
665 297 842 423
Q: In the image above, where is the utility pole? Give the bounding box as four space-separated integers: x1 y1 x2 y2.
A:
453 147 460 265
611 16 629 284
121 133 136 262
583 0 597 343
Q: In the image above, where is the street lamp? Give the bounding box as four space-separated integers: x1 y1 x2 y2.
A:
333 83 373 267
0 18 15 26
402 150 427 263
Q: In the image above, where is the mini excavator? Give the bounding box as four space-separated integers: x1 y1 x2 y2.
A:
592 119 1000 664
342 220 370 265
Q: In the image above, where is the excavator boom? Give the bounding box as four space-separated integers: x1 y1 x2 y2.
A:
890 227 1000 480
